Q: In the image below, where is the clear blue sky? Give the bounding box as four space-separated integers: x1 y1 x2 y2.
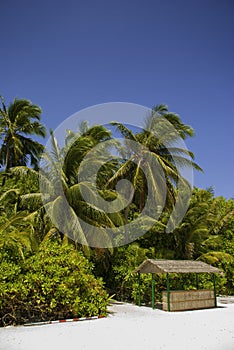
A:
1 0 234 198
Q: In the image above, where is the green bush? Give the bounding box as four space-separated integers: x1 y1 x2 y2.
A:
198 251 234 295
0 240 108 326
106 243 159 304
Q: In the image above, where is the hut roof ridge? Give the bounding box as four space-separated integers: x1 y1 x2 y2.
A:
134 259 223 275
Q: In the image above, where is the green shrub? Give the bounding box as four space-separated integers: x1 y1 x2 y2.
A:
0 240 108 326
198 251 234 295
106 243 160 304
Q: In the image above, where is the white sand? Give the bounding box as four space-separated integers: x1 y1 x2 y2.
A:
0 298 233 350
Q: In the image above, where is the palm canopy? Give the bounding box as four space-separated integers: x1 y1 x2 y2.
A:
63 123 119 186
0 96 46 170
107 105 202 231
36 126 126 248
1 105 202 249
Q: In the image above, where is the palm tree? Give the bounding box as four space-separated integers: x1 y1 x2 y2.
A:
63 122 120 187
172 188 213 259
199 194 234 258
0 212 37 261
10 126 125 252
0 165 62 259
0 96 46 170
107 104 202 232
0 183 40 261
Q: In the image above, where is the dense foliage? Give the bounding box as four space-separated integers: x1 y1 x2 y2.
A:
0 240 108 326
104 190 234 302
0 96 233 326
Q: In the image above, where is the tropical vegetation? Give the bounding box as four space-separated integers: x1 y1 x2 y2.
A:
0 96 46 171
0 96 233 326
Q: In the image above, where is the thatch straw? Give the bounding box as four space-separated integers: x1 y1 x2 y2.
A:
134 259 223 275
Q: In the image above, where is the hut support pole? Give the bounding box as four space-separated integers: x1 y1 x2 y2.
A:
212 273 217 307
138 273 141 306
166 273 170 312
151 273 155 309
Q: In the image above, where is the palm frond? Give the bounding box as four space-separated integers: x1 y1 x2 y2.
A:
51 195 89 246
0 212 29 233
110 121 137 141
105 158 134 188
0 188 20 202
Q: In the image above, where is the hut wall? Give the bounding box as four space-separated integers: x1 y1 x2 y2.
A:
162 290 215 311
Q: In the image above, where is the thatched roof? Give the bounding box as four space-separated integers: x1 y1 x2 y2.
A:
134 259 223 275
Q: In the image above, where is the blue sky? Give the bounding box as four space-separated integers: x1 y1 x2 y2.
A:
1 0 234 198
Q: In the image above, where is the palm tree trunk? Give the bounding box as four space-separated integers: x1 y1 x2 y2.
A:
5 146 11 171
2 146 11 186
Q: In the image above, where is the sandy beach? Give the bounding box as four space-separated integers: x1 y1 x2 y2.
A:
0 297 233 350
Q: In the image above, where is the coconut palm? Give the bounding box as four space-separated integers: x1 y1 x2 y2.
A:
10 126 125 252
0 212 37 261
63 122 120 187
199 194 234 257
107 105 202 229
0 96 46 170
172 188 213 259
0 183 39 261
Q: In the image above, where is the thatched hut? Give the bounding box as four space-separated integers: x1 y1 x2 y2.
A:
134 259 223 311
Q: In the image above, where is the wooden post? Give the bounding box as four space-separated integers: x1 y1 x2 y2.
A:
213 273 217 307
151 273 155 309
138 273 141 306
166 273 170 312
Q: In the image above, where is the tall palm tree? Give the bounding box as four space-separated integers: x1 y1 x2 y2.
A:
63 122 120 187
11 126 125 251
0 96 46 170
107 105 202 231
